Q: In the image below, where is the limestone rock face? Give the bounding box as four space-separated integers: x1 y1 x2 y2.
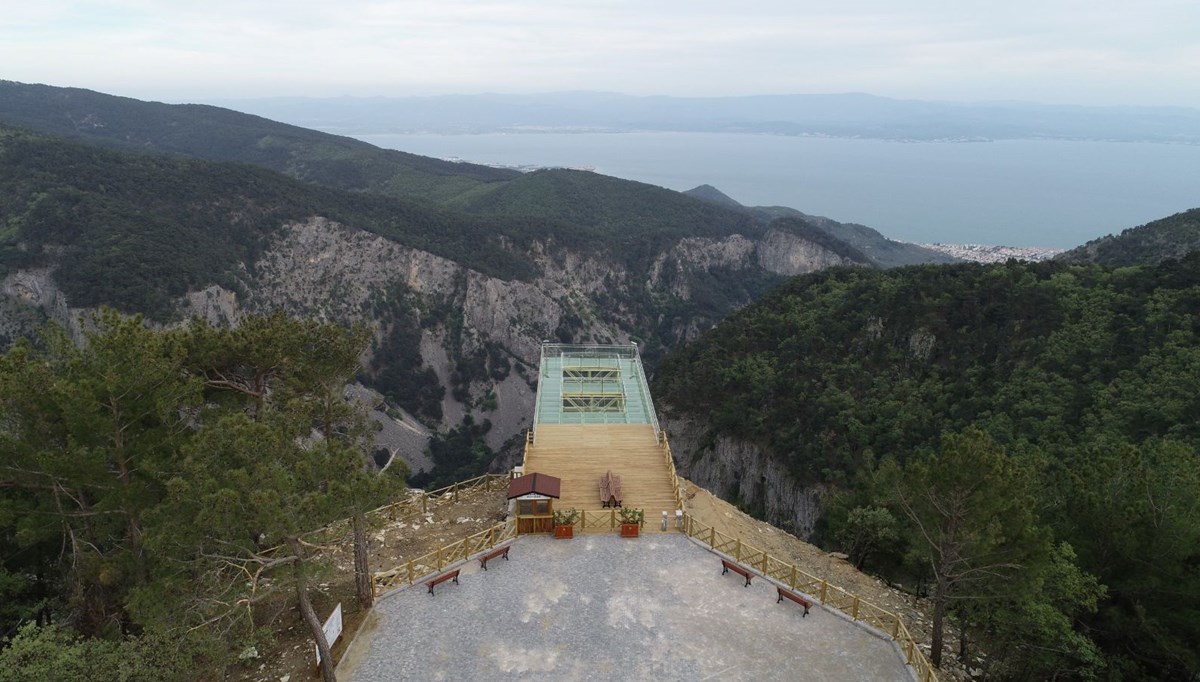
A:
756 227 859 276
662 414 823 539
0 213 861 479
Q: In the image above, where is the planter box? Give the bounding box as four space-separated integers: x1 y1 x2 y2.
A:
620 523 640 538
554 525 574 539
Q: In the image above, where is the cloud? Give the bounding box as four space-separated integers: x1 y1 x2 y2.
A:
2 0 1198 106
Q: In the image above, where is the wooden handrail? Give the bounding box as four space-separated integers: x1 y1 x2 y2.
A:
682 514 937 682
658 431 686 514
367 472 511 523
372 522 516 598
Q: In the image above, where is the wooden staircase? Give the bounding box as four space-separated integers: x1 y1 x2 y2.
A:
523 424 679 525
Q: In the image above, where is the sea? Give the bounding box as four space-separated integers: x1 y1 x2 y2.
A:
353 132 1200 249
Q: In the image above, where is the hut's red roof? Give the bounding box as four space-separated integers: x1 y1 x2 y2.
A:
506 472 561 499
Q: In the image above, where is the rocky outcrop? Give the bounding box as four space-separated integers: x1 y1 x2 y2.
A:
0 268 82 341
662 415 823 539
1 212 866 479
756 227 859 276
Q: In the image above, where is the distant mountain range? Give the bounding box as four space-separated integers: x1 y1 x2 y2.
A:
210 91 1200 144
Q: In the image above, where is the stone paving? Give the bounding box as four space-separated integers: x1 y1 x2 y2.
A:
343 533 913 681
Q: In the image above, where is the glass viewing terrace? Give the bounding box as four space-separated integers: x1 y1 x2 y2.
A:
532 343 660 438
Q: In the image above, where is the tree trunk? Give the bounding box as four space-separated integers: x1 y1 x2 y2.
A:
288 537 336 682
353 513 373 609
930 575 949 668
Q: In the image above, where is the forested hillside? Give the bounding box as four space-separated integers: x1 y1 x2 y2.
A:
0 80 516 203
683 184 959 268
1 119 872 490
1057 208 1200 266
0 313 405 681
0 125 548 318
656 256 1200 679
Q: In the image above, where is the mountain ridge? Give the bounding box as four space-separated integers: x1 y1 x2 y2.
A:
683 184 959 268
1056 208 1200 266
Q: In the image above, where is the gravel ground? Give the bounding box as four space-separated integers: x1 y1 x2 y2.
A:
342 533 912 681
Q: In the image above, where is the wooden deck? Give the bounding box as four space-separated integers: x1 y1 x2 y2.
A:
523 424 679 526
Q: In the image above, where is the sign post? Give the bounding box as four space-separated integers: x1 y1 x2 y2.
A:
313 603 343 667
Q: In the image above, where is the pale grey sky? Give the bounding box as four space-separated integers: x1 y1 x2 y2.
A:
3 0 1199 106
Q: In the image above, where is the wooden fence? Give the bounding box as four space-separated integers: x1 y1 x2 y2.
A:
683 515 938 682
368 472 512 524
657 431 685 513
372 522 516 598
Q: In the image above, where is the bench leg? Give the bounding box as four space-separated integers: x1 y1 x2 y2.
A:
721 565 728 576
480 560 488 571
744 577 751 587
452 575 459 585
777 593 783 603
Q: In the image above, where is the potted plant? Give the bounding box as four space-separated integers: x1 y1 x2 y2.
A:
553 508 579 538
618 507 643 538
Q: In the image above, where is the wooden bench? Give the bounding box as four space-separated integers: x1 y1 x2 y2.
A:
721 559 753 587
479 545 510 570
426 568 460 595
598 471 623 508
776 587 812 616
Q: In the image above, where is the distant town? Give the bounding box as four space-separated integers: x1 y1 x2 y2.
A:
918 243 1064 263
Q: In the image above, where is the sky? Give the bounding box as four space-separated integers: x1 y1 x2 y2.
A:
3 0 1199 107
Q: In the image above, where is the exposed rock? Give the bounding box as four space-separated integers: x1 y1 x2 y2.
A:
662 414 824 538
3 212 864 479
756 227 859 276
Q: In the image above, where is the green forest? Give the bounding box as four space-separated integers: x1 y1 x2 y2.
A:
0 312 406 681
655 256 1200 680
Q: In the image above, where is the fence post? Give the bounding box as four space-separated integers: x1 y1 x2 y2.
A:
422 495 428 514
485 477 491 491
891 616 900 640
789 565 797 590
820 580 828 603
709 527 715 547
453 483 459 501
581 509 586 530
407 559 414 585
437 547 443 571
760 552 768 573
852 596 860 620
734 539 742 562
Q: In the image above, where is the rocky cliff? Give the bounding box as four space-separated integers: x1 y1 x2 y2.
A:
0 213 862 478
661 415 823 538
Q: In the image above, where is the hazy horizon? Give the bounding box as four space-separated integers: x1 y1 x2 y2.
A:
4 1 1198 108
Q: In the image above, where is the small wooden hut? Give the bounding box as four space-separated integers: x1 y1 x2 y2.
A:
508 472 561 534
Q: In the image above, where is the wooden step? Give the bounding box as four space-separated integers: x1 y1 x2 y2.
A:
523 424 678 515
